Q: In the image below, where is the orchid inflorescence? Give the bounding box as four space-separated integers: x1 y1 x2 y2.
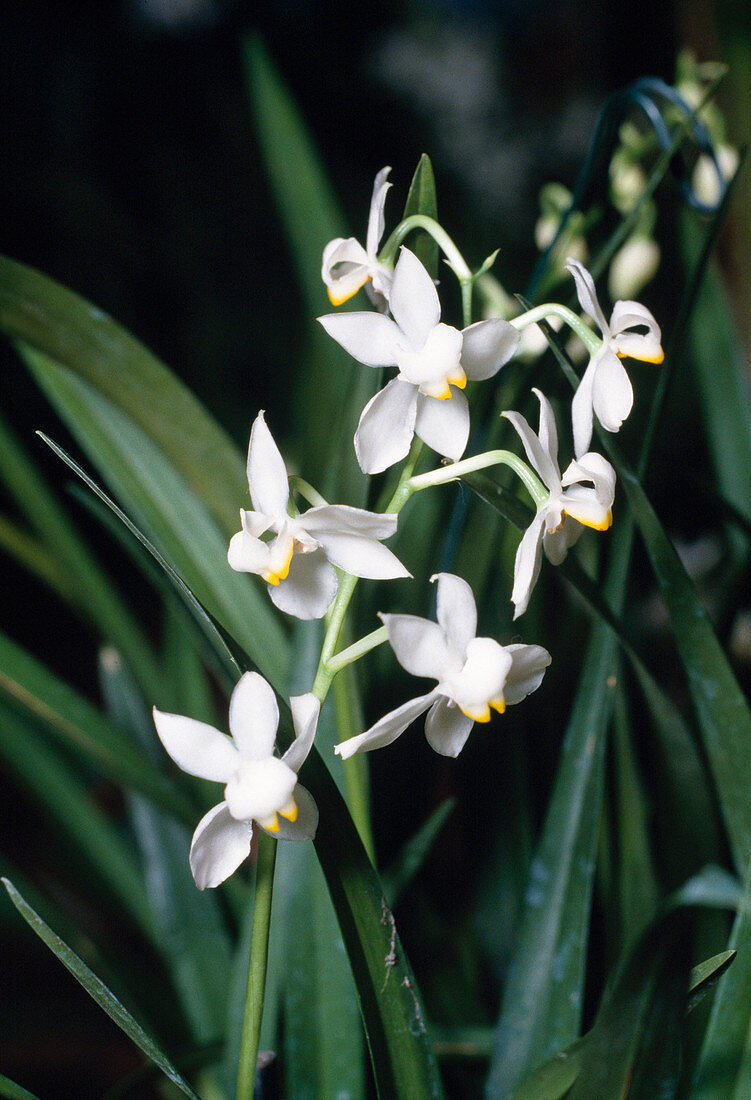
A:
154 165 663 889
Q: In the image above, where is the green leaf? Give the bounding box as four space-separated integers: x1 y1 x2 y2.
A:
485 528 633 1097
0 701 153 936
0 1075 41 1100
382 799 456 907
0 254 246 538
23 349 289 692
0 627 191 822
0 407 162 701
99 649 233 1046
1 879 201 1100
619 467 751 874
403 155 439 279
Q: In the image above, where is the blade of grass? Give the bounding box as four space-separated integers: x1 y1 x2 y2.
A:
0 1075 41 1100
1 879 201 1100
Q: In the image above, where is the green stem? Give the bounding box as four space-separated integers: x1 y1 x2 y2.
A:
379 214 473 280
408 450 548 508
327 626 389 674
508 303 602 355
288 476 328 509
236 830 277 1100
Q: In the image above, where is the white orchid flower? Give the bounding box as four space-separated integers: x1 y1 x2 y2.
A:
503 388 616 619
228 412 410 619
335 573 550 759
319 248 520 474
321 166 394 308
566 257 663 458
153 672 320 889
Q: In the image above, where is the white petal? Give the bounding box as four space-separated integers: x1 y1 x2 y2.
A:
317 312 401 367
225 756 297 822
228 672 279 761
322 261 370 306
502 408 558 490
414 387 469 460
424 697 474 757
543 517 582 565
460 319 520 380
321 238 370 304
511 512 546 619
565 257 609 335
381 613 454 679
503 644 551 705
302 505 398 541
334 691 439 758
366 166 391 256
532 388 560 481
283 694 321 772
152 707 239 781
389 248 441 347
269 550 338 620
268 785 319 841
442 637 512 718
610 300 663 361
562 452 616 510
432 572 476 660
591 350 633 433
227 529 273 575
189 802 252 890
355 379 418 474
315 530 410 579
247 412 289 518
571 357 597 459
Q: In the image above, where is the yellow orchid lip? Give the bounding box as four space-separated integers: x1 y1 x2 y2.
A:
262 542 294 586
617 348 665 365
422 370 467 401
261 812 280 833
458 695 505 723
278 797 298 823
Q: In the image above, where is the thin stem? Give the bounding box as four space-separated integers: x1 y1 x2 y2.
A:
327 625 389 674
379 214 473 280
236 830 277 1100
408 450 548 508
509 303 602 355
288 476 328 509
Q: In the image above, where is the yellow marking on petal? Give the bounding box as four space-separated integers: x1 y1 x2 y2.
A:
490 696 506 715
260 812 280 833
262 542 294 586
279 796 298 823
617 348 665 364
564 508 612 532
447 370 467 390
432 381 453 400
459 703 491 722
327 274 370 306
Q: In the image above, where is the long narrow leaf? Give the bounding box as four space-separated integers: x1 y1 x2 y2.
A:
1 879 201 1100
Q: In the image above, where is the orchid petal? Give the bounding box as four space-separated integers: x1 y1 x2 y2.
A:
460 319 520 380
355 378 418 474
503 644 552 705
189 802 252 890
442 637 512 718
566 257 609 334
610 300 662 360
424 697 474 757
380 613 454 680
152 708 239 781
247 412 289 518
543 517 582 565
389 248 441 346
269 550 338 620
414 387 469 460
268 785 319 841
432 572 476 659
366 166 391 256
334 690 439 759
317 312 401 367
571 357 597 459
562 452 616 507
591 349 633 433
302 505 398 541
227 529 273 575
283 694 321 773
511 512 546 619
532 388 560 482
224 756 297 822
314 531 410 579
227 671 279 761
502 409 558 490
